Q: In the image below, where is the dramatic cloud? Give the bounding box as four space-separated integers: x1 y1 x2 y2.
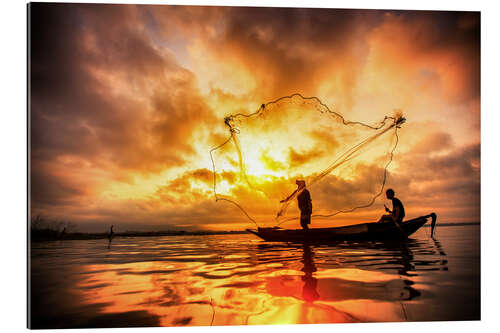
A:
29 4 480 231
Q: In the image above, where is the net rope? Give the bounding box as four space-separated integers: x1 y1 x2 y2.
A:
209 93 405 228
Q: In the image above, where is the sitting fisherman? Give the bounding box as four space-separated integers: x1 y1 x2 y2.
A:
379 188 405 224
281 180 312 230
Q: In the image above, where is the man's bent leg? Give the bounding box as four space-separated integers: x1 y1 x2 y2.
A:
378 214 393 223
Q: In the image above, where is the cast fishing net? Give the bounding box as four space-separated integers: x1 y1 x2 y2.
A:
210 93 405 228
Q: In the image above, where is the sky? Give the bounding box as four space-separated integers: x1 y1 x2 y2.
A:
29 3 480 232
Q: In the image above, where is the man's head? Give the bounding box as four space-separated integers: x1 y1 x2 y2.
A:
296 179 306 188
386 188 395 199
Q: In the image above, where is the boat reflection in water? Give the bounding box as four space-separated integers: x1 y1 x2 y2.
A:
30 226 479 328
256 236 449 323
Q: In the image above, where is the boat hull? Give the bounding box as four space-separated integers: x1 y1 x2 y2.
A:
246 213 436 243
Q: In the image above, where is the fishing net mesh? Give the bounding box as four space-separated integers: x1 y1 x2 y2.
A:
210 94 404 228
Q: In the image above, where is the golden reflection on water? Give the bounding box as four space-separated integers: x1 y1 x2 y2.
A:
30 226 480 328
73 243 421 325
76 255 371 325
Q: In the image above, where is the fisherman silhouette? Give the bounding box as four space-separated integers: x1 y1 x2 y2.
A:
379 189 405 224
280 180 312 230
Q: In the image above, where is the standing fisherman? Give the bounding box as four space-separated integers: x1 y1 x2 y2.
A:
281 180 313 230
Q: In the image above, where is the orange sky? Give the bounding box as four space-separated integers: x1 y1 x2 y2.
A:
29 4 480 232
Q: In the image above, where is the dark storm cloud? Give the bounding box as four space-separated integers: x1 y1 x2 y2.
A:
211 7 382 100
400 143 480 183
30 162 87 208
30 3 215 209
298 141 479 222
149 7 479 105
369 10 480 104
409 131 454 154
383 143 480 221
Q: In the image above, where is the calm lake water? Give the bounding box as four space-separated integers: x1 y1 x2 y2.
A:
29 225 480 328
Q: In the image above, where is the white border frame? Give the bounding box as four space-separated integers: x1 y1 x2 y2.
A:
2 0 497 332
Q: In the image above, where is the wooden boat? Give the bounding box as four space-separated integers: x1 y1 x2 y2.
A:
247 213 437 243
